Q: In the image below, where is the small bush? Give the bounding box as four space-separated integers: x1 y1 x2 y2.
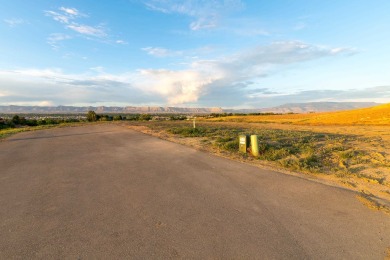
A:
168 127 208 137
26 119 38 126
299 154 320 171
139 114 152 121
216 136 233 143
261 147 290 161
220 140 239 151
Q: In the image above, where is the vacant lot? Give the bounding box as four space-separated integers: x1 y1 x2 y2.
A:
125 120 390 206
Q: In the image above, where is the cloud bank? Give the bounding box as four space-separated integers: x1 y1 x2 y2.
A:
0 41 374 107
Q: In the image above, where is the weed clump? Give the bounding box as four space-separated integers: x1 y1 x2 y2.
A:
168 127 208 137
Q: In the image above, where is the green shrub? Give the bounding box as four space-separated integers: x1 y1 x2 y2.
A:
220 140 239 151
299 154 320 171
87 111 97 122
261 147 290 161
113 115 122 121
26 119 38 126
168 127 207 137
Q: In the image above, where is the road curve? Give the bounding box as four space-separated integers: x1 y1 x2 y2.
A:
0 124 389 259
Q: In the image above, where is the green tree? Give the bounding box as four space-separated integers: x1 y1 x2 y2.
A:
46 118 59 125
37 119 46 125
87 111 97 122
12 115 20 124
26 119 38 126
126 114 140 121
139 114 152 121
99 115 112 121
113 115 122 121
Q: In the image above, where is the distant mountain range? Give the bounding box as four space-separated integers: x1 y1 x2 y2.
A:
0 102 379 114
0 105 224 114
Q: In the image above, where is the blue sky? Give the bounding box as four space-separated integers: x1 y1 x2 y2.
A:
0 0 389 108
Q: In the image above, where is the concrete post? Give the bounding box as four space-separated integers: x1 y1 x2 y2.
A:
250 135 259 157
239 135 250 153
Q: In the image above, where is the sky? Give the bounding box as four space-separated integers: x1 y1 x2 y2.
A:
0 0 389 108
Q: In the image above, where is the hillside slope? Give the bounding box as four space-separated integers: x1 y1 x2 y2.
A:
300 103 390 125
262 102 377 113
207 103 390 125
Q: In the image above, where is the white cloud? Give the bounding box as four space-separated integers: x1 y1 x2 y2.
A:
136 68 221 104
0 68 156 106
0 91 9 97
44 10 72 24
45 7 107 38
141 46 216 59
38 100 55 106
142 47 168 57
59 7 80 16
116 40 128 45
3 18 25 27
136 41 355 104
141 47 182 57
144 0 244 31
47 33 72 49
89 66 105 73
67 24 106 37
45 7 84 23
190 16 218 30
330 47 357 55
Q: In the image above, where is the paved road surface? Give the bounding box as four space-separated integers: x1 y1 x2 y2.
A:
0 124 389 259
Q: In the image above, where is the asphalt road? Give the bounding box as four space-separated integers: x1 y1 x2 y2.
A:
0 124 389 259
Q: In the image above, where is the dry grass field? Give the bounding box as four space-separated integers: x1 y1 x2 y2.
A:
125 104 390 211
208 103 390 125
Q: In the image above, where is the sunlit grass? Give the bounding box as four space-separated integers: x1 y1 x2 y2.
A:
206 103 390 125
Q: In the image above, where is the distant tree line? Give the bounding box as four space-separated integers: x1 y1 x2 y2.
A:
2 110 276 130
86 111 154 122
0 111 190 130
207 112 284 118
0 115 81 130
86 111 187 122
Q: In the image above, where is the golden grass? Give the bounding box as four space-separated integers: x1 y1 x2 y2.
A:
206 103 390 125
